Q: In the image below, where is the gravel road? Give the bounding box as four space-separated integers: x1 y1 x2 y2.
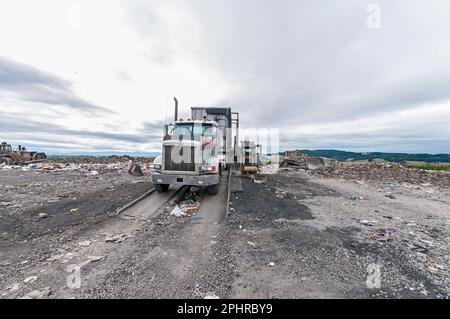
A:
1 164 449 299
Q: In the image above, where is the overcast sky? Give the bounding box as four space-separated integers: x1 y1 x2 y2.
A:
1 0 450 154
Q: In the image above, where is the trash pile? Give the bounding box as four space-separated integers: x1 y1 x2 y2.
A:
311 162 450 187
0 161 150 175
170 187 201 217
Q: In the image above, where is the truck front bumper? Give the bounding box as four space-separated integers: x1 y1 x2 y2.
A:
151 172 219 187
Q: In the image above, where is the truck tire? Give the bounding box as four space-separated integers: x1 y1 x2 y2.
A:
0 157 11 166
207 183 219 195
155 184 170 192
33 152 47 161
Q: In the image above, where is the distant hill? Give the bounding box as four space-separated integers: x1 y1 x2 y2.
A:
282 150 450 163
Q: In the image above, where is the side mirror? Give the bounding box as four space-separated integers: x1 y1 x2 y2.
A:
163 124 175 140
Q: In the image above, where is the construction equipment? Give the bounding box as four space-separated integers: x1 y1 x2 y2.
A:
281 150 324 170
150 98 238 195
0 142 47 166
239 140 262 174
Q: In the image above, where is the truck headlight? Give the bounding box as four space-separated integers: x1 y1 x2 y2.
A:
150 164 161 170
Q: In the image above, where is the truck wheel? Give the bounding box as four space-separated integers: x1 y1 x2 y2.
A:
33 152 47 161
155 184 169 192
0 157 11 166
207 183 219 195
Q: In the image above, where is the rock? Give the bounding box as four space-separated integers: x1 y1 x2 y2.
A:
360 220 377 226
203 292 220 299
38 213 48 219
87 255 105 262
105 233 129 243
372 228 392 241
276 191 288 199
269 262 275 267
385 193 396 199
24 276 37 284
25 287 51 299
0 259 12 267
78 240 91 247
80 255 106 267
6 283 20 292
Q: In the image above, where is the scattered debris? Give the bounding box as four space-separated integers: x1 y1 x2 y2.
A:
170 205 185 217
203 292 220 299
411 242 429 253
38 213 48 219
87 255 105 262
171 188 201 217
79 240 92 247
372 228 392 241
312 162 450 188
247 241 257 248
23 287 51 299
24 276 38 284
360 219 377 226
5 283 20 292
105 234 130 243
276 191 288 199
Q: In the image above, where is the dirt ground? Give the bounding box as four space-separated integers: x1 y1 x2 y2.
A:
0 162 449 299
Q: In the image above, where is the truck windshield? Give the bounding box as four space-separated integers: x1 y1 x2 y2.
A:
174 123 214 139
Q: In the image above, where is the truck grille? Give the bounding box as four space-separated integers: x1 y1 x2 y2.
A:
164 145 196 172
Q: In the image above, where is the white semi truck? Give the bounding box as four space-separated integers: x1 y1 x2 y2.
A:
151 99 237 195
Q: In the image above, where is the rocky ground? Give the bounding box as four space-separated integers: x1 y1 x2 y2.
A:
0 162 448 299
0 163 152 298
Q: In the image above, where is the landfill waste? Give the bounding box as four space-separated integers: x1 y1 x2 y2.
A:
360 219 378 226
22 287 51 299
38 213 48 219
105 233 130 243
372 228 392 241
1 157 151 175
171 188 201 217
311 162 450 187
247 241 257 248
411 242 429 253
78 240 92 247
203 292 220 299
170 205 185 217
24 276 37 284
87 255 105 262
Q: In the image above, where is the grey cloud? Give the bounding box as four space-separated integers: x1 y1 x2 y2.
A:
0 56 114 115
0 112 161 146
124 0 450 124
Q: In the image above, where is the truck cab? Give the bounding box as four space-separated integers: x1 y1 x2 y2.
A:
151 118 223 194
